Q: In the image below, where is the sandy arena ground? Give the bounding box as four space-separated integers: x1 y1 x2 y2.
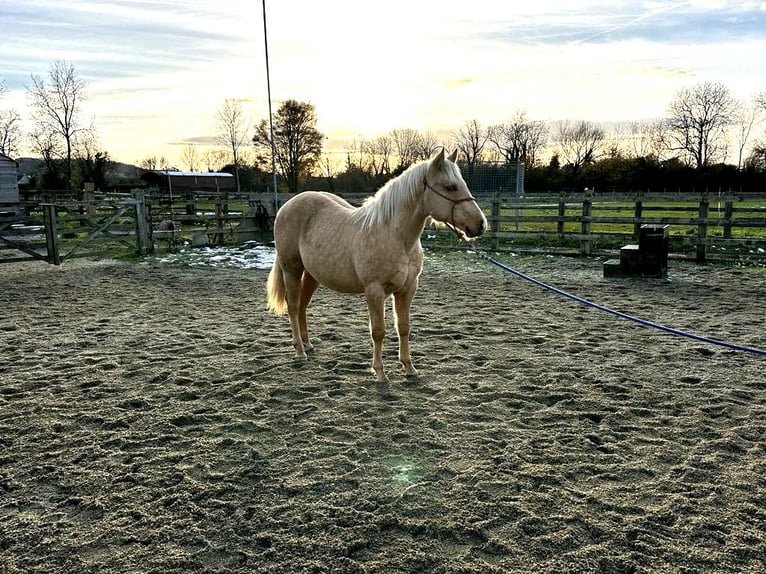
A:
1 251 764 573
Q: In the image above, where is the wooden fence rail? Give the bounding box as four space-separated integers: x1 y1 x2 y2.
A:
1 191 765 264
482 192 766 262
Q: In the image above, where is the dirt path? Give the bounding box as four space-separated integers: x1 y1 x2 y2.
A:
1 253 764 573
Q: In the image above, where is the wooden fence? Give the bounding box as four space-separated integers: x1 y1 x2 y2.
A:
1 190 765 265
482 191 766 262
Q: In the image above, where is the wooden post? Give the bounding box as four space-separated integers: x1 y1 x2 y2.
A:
633 193 643 239
557 196 565 239
580 196 592 255
723 199 733 239
133 191 153 255
490 194 500 250
697 191 709 263
213 201 225 245
42 203 61 265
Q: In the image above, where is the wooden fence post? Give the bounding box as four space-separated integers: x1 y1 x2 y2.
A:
133 191 153 255
213 201 225 245
633 192 643 239
557 196 566 239
580 195 592 255
697 191 709 263
723 199 733 239
42 203 61 265
490 195 500 250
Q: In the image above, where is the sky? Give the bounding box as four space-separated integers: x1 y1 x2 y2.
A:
1 0 766 166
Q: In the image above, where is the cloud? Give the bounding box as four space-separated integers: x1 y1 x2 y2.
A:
0 0 247 87
2 0 765 163
476 1 766 46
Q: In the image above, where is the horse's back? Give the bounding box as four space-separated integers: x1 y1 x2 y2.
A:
274 192 356 247
273 192 365 288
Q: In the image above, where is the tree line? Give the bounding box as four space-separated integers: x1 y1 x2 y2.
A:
250 83 766 194
2 60 766 196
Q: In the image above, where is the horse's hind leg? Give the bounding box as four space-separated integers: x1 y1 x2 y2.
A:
299 272 319 352
393 289 418 378
282 266 308 359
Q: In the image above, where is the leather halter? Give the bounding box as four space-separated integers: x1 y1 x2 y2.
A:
422 178 476 206
423 177 476 237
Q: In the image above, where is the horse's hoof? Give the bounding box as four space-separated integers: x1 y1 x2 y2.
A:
403 366 418 378
304 343 315 354
371 367 388 384
293 353 308 362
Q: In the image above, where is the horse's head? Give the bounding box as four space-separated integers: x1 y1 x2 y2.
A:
423 149 487 239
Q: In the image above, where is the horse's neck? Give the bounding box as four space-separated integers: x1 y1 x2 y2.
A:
391 164 429 242
358 162 428 242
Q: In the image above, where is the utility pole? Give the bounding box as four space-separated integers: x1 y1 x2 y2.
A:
262 0 279 212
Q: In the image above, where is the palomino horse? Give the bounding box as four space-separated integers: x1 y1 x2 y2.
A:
266 149 487 382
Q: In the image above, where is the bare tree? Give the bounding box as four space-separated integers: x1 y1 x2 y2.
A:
451 120 489 189
253 99 324 194
204 148 230 172
26 60 89 190
731 96 763 169
0 76 23 157
488 111 548 166
215 98 249 192
555 120 605 174
666 81 735 168
346 138 368 172
362 134 393 177
30 128 64 185
75 130 111 190
624 119 667 160
319 152 343 192
0 108 22 158
746 140 766 170
602 123 627 158
180 144 200 171
452 119 488 167
744 88 766 171
139 156 159 171
414 131 442 161
391 128 424 172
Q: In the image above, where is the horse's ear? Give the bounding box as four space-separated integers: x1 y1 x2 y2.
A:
430 148 446 167
447 149 458 162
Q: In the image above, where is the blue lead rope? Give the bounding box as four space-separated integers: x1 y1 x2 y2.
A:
477 251 766 357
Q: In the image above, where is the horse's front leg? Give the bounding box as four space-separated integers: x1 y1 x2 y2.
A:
393 289 418 378
365 285 388 383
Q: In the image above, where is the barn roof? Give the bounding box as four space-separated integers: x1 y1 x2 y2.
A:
140 170 236 192
149 170 234 178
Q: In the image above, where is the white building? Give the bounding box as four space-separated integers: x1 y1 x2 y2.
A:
0 153 20 209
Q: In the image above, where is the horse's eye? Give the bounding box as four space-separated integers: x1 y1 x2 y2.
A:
445 184 458 192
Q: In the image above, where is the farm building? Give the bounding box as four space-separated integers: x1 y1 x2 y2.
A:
140 170 236 194
0 153 20 207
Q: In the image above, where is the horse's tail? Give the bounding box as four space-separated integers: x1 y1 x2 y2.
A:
266 255 287 316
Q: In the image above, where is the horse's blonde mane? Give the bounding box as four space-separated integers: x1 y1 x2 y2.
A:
355 161 428 230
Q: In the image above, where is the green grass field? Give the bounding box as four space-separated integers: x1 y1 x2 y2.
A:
492 198 766 239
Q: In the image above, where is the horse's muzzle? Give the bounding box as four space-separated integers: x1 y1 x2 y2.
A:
465 219 486 238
